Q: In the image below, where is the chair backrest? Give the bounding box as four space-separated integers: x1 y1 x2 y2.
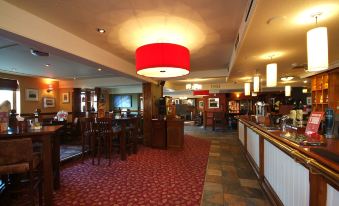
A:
0 138 33 166
82 117 95 133
96 118 113 134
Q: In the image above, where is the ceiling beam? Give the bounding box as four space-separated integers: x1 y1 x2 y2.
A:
0 0 157 84
59 77 141 89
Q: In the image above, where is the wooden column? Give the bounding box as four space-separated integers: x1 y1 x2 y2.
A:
72 88 81 120
143 82 162 146
309 173 327 206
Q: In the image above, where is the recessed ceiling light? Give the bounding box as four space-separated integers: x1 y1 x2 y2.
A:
44 64 51 67
280 76 294 81
97 68 102 71
303 80 308 83
97 28 106 33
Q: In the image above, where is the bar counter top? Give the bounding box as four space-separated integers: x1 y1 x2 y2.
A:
238 115 338 187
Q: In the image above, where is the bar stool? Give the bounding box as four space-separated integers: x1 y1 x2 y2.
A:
81 118 96 163
95 118 120 166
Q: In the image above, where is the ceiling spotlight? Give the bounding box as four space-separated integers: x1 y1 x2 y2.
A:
303 80 308 83
280 76 294 81
44 64 51 67
97 28 106 33
97 68 102 71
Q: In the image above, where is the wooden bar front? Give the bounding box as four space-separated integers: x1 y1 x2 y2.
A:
237 116 338 206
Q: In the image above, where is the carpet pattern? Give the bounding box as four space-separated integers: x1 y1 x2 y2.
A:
53 135 210 206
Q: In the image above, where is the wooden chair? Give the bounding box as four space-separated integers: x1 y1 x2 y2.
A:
63 117 80 143
95 118 120 166
136 116 144 144
125 117 139 154
0 138 42 206
81 118 96 163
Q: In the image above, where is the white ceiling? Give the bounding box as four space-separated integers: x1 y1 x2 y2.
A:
0 36 122 79
1 0 338 92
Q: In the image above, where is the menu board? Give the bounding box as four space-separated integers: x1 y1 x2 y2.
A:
305 112 324 134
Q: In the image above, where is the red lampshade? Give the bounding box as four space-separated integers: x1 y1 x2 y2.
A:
193 90 209 96
136 43 190 78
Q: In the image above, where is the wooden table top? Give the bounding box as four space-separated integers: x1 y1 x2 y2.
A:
0 125 64 138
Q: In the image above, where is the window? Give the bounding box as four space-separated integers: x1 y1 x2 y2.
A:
0 90 20 114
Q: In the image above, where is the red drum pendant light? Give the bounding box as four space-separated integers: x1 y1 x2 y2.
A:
136 43 190 78
193 90 209 96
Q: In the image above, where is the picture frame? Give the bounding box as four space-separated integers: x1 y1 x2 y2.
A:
43 97 55 108
306 97 312 105
199 100 204 108
62 92 70 103
208 98 219 108
174 99 180 105
25 89 38 101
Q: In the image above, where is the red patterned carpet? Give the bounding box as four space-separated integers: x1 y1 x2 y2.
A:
53 135 210 206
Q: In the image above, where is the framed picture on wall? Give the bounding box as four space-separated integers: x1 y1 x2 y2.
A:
306 97 312 105
43 97 55 108
199 100 204 108
25 89 38 101
208 98 219 108
174 99 180 105
62 92 70 103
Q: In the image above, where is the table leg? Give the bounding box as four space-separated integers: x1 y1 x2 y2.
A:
120 122 127 161
53 133 60 189
42 135 53 206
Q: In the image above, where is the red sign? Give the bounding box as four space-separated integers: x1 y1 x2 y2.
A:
305 112 324 135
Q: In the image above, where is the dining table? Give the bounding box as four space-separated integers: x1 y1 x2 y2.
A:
0 125 63 206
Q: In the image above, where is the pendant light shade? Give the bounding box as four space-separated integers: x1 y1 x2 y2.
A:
307 27 328 72
136 43 190 78
266 63 277 87
285 85 291 97
244 82 251 96
193 90 209 96
253 76 260 92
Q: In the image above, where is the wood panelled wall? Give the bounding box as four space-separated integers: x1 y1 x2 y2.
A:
143 83 162 146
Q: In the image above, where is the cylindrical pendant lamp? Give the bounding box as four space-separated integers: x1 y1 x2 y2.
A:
244 82 251 96
253 76 260 92
285 85 291 97
136 43 190 78
266 63 277 87
307 27 328 72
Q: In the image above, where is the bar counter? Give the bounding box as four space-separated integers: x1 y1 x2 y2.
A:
237 115 338 206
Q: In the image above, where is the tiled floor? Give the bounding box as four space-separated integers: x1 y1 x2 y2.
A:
185 125 270 206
